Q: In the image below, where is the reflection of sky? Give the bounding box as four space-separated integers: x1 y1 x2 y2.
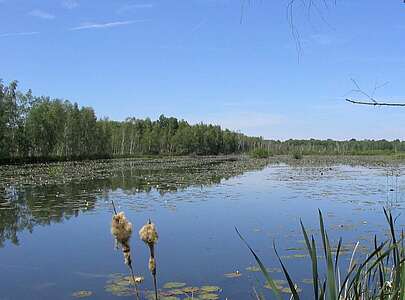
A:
0 164 404 299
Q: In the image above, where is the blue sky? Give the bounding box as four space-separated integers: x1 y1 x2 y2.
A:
0 0 404 140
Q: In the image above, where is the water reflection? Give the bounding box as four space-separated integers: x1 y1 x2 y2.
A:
0 158 268 247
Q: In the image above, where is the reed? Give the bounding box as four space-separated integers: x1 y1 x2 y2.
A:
237 208 405 299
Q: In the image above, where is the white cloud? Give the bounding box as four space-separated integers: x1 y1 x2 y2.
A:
70 20 145 31
28 9 55 20
62 0 79 9
0 31 40 38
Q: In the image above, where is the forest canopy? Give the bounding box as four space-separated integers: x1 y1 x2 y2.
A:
1 79 405 163
0 79 263 162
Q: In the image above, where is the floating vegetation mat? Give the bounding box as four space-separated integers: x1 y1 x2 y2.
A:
104 274 221 299
146 283 221 300
104 273 144 297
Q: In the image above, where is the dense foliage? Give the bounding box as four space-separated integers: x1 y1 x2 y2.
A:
266 139 405 156
250 148 273 159
2 79 405 163
0 80 263 162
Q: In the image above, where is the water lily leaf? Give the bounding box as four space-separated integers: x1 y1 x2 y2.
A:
200 286 220 293
224 271 242 278
181 286 200 293
104 273 140 296
72 290 93 298
246 266 281 273
281 286 302 294
264 279 287 290
163 282 187 289
200 294 219 300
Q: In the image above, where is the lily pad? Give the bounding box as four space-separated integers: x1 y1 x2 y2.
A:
181 286 200 293
200 286 220 293
281 286 302 294
200 294 219 300
72 290 93 298
224 271 242 278
104 273 141 296
163 282 187 289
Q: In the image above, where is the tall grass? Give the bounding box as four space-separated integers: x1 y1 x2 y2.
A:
237 208 405 299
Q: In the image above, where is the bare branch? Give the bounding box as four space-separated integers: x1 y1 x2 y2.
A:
345 98 405 107
345 78 405 107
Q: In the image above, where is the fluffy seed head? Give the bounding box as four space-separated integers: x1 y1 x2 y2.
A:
139 220 158 245
111 212 133 243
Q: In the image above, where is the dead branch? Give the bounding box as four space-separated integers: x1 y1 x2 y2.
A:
346 78 405 107
345 98 405 107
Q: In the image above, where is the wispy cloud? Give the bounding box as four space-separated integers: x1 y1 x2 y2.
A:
62 0 79 9
117 3 155 13
70 20 145 31
0 31 40 38
28 9 55 20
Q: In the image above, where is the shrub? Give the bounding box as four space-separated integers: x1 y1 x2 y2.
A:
250 148 273 159
292 152 303 159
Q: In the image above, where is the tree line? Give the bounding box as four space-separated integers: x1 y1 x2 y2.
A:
0 80 263 162
1 79 404 163
265 139 405 156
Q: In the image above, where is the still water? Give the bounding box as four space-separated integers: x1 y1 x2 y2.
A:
0 157 404 300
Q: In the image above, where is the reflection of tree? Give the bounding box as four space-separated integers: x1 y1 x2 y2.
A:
0 182 98 247
0 159 268 246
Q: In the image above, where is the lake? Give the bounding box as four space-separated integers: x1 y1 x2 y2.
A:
0 156 404 300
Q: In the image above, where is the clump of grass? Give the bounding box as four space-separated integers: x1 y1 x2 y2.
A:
250 148 273 159
110 200 140 300
140 219 159 300
237 208 405 299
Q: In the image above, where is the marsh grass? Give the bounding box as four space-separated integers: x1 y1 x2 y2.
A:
237 208 405 299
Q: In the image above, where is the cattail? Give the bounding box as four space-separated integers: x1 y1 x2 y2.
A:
111 212 133 243
139 220 158 246
139 219 159 300
110 201 140 300
148 257 156 273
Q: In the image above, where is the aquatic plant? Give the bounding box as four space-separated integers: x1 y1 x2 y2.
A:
140 219 159 300
237 208 405 299
110 200 140 300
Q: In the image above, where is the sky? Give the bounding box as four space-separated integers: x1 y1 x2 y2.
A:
0 0 404 140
